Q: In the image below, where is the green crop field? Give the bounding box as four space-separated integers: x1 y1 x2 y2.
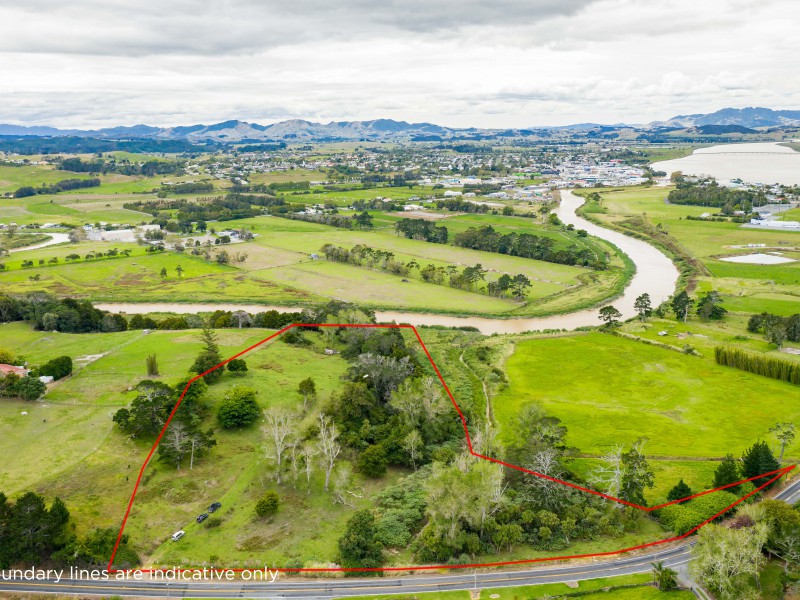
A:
494 333 800 459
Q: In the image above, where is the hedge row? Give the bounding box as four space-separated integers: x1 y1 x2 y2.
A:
715 346 800 385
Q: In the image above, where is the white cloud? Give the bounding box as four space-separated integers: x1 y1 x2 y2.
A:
0 0 797 128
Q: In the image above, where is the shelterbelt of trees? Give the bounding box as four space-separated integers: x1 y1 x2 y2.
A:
13 177 100 198
453 224 601 268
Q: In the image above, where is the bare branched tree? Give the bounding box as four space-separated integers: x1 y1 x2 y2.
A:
316 414 341 491
263 408 296 484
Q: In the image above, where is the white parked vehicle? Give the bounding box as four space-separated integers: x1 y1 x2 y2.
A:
171 530 185 542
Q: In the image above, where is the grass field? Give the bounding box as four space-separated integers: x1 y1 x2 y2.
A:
0 247 323 305
494 333 800 461
334 574 693 600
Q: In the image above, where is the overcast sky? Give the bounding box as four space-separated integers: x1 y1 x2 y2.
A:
0 0 798 129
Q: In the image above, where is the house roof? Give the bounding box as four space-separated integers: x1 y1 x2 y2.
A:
0 364 28 376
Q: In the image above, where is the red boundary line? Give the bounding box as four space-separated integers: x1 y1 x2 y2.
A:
108 322 796 573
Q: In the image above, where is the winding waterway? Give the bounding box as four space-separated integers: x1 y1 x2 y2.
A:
96 191 679 335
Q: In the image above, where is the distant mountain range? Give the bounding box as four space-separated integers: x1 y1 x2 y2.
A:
650 107 800 129
1 107 798 143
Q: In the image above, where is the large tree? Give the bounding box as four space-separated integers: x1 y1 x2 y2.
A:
338 510 383 570
619 439 654 506
671 291 693 322
598 305 622 327
634 293 652 321
713 453 742 492
190 328 223 384
741 440 781 488
769 422 796 463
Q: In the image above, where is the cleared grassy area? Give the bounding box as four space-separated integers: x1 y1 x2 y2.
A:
262 260 520 313
1 194 157 226
0 164 97 194
494 333 800 459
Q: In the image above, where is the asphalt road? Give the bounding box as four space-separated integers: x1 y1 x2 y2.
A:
2 474 797 599
0 544 693 599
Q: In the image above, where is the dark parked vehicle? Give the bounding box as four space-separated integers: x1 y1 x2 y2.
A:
196 513 209 524
209 502 222 513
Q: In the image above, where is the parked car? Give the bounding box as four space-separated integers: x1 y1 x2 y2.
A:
171 530 185 542
196 513 209 524
209 502 222 513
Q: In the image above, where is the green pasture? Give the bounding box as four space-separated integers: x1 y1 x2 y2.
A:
494 333 800 459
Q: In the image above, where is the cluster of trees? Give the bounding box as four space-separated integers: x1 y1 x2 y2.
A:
351 198 405 211
58 156 183 177
394 218 448 243
748 312 800 348
668 177 768 211
14 177 101 198
661 432 790 542
320 243 411 277
319 244 533 300
333 383 660 570
0 136 208 155
290 210 374 229
0 372 46 400
453 225 600 268
715 346 800 385
0 293 129 333
235 142 288 153
124 193 286 223
0 491 139 569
